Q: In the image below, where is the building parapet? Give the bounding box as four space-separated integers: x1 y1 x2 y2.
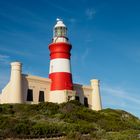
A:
22 74 51 83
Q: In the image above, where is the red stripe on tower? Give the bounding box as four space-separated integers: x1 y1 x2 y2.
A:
49 19 73 91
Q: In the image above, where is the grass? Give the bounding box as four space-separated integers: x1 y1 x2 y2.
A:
0 100 140 139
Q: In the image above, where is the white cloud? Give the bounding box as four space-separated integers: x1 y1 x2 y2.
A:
0 63 10 92
45 0 73 14
101 84 140 117
0 2 48 28
102 85 140 105
0 73 9 92
86 8 96 20
0 54 10 65
82 48 89 62
0 55 10 91
0 47 38 58
69 18 76 24
74 47 90 68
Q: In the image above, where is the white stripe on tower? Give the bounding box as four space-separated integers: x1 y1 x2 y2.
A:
49 58 71 73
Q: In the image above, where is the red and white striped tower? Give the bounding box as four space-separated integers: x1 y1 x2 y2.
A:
49 19 75 103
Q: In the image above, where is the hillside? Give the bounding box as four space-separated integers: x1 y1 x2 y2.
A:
0 100 140 140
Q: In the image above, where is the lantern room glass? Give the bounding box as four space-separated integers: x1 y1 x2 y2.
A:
54 27 67 37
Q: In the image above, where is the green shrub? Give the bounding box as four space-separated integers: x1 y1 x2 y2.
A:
13 123 30 135
0 103 140 138
38 102 60 116
0 104 14 114
31 123 61 136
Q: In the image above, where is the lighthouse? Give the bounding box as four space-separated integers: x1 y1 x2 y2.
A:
48 19 76 103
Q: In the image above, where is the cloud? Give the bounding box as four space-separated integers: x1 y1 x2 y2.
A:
0 47 38 58
102 85 140 105
86 8 96 20
0 72 10 92
0 62 10 92
0 2 50 32
0 54 10 65
84 33 94 43
0 55 10 91
45 0 73 14
125 46 140 64
101 84 140 117
69 18 76 24
81 47 90 63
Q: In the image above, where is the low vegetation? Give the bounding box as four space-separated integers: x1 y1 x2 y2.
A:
0 100 140 139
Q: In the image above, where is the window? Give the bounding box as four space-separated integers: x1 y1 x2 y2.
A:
55 27 67 37
84 97 88 107
39 91 45 102
27 89 33 101
75 96 80 101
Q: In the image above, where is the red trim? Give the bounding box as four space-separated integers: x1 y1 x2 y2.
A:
50 52 71 59
49 42 72 59
49 72 73 90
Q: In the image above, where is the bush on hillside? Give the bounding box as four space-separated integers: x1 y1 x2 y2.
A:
0 102 140 139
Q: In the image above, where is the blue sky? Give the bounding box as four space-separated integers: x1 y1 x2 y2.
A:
0 0 140 117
